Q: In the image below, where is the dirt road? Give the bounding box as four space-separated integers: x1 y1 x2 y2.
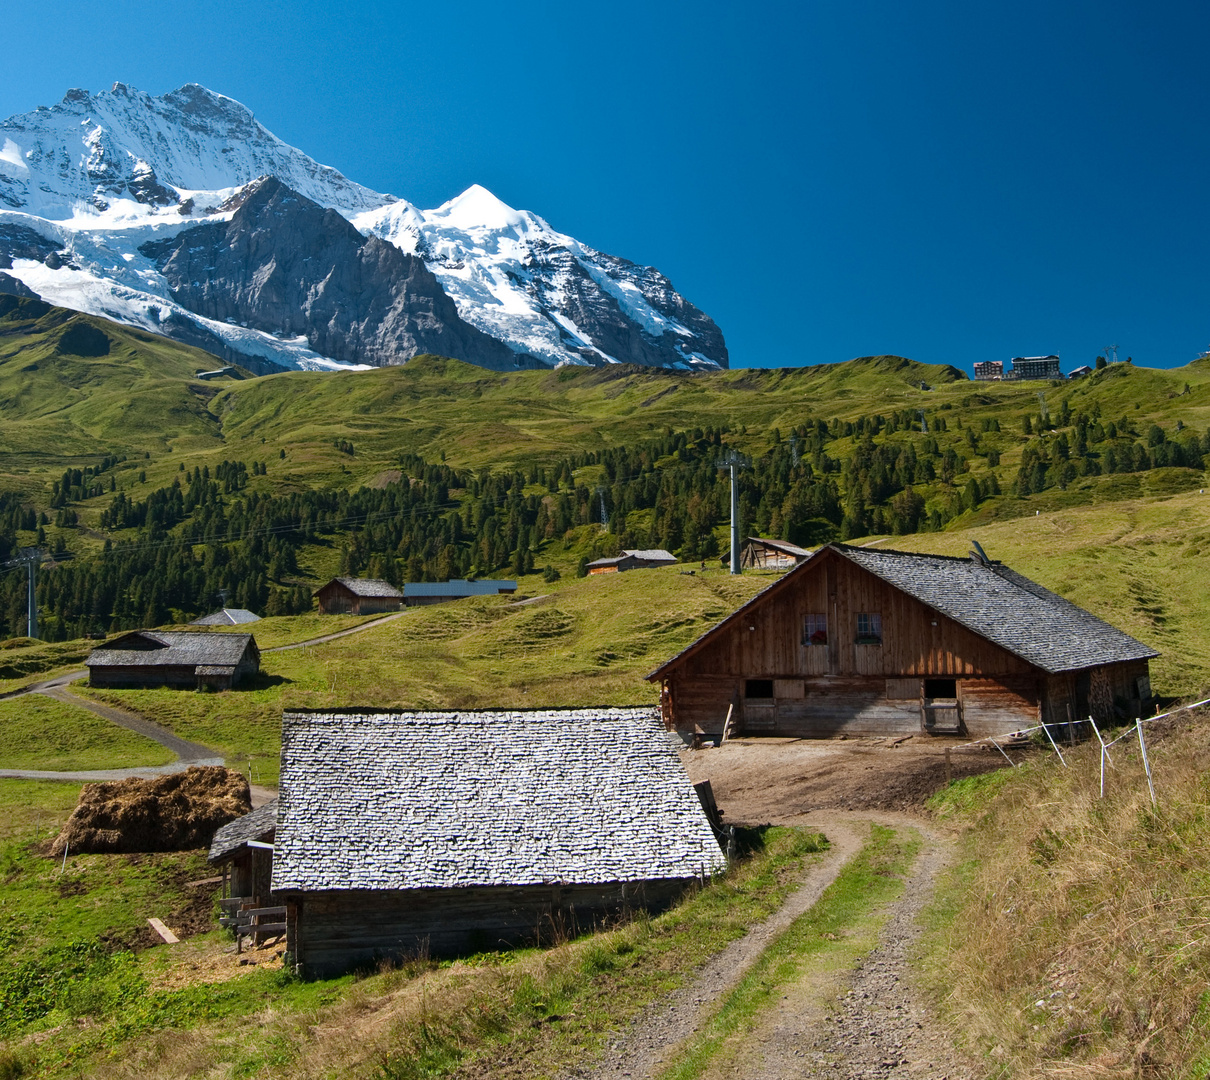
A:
572 737 995 1079
685 735 1010 820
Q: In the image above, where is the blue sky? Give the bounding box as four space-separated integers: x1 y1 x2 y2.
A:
2 0 1207 372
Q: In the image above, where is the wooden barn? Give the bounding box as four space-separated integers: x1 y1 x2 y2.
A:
649 543 1158 740
314 577 404 615
270 708 725 977
724 537 812 570
85 631 260 690
586 549 678 574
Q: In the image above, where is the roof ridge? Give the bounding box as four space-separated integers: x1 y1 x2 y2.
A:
831 541 999 565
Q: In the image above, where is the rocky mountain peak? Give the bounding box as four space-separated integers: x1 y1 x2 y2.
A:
0 82 728 373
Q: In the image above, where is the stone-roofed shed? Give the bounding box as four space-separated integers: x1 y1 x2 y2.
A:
208 799 278 908
314 577 404 615
273 708 725 976
648 543 1158 740
86 631 260 690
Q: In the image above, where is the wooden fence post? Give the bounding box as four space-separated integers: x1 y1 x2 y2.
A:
944 747 952 784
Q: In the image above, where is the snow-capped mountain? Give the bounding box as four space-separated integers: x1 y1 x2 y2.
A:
0 83 727 372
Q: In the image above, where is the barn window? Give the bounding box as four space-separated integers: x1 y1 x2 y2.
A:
745 679 775 699
802 613 828 646
855 612 882 645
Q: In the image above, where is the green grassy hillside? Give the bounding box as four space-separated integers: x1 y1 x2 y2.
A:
0 296 247 495
1 296 1207 660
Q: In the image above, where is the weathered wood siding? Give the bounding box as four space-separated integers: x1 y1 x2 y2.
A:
285 879 691 977
316 582 402 615
230 848 275 906
89 664 200 689
958 676 1040 735
661 549 1152 739
679 551 1035 680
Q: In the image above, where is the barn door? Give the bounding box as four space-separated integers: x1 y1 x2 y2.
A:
921 678 963 734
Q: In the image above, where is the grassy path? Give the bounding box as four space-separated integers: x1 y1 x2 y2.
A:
576 822 866 1080
644 823 933 1080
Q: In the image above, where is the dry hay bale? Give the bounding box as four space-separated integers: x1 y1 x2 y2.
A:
50 766 251 856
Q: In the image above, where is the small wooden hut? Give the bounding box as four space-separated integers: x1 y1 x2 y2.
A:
209 798 278 906
650 543 1158 740
271 708 724 976
725 537 812 570
314 577 404 615
586 549 678 574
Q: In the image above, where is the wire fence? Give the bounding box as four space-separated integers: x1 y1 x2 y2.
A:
946 695 1210 806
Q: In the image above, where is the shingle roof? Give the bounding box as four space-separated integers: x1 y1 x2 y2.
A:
648 543 1157 678
271 708 725 893
839 546 1158 673
623 549 677 563
86 631 257 669
329 577 403 598
586 555 629 567
208 799 278 863
191 608 261 626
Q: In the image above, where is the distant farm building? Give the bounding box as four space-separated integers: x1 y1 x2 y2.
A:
1067 365 1094 379
86 631 260 690
314 577 404 615
271 708 724 976
649 543 1157 741
586 549 678 574
722 537 812 571
190 607 261 626
404 579 518 606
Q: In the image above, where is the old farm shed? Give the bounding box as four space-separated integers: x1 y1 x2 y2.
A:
271 708 725 976
209 799 278 908
314 577 404 615
730 537 812 570
586 549 678 574
86 631 260 690
649 543 1158 740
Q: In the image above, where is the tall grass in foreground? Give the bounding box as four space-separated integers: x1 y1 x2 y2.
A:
925 706 1210 1078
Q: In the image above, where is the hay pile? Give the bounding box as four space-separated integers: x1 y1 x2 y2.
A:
50 766 251 856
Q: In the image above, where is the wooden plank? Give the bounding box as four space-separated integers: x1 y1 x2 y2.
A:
184 875 224 888
244 922 288 936
147 917 179 944
243 906 288 917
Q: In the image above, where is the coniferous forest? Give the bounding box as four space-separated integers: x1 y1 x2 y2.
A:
0 402 1206 642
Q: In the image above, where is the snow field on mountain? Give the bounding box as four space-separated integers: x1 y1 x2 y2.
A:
0 83 727 372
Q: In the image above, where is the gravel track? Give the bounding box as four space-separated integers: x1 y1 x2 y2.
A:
729 816 972 1080
566 823 866 1080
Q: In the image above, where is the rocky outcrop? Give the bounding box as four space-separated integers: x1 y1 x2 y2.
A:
524 238 729 368
140 178 527 370
0 272 38 299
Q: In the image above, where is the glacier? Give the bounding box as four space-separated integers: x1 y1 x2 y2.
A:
0 83 727 373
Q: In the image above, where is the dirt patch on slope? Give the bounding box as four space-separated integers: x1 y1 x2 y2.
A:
683 736 1012 823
